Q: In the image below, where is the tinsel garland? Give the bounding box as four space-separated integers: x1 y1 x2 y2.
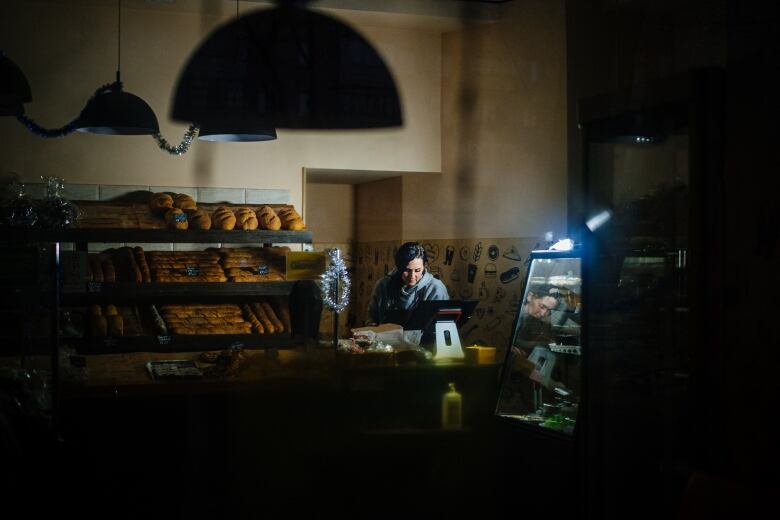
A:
15 82 116 139
321 249 350 314
152 125 199 156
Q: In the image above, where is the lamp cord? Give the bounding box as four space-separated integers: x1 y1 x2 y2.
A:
15 82 116 138
117 0 121 82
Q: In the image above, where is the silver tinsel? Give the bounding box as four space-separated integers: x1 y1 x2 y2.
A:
152 125 199 155
321 248 350 314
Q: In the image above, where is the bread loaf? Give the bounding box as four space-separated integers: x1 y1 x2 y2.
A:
150 192 174 216
133 246 151 283
90 314 107 337
88 254 104 283
164 208 189 230
106 315 124 337
242 304 265 333
257 206 281 230
211 206 236 230
185 209 212 230
235 208 259 230
101 257 116 283
173 193 197 211
104 304 119 316
277 207 305 230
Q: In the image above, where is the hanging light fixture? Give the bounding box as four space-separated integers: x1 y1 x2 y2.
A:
76 0 159 135
198 0 277 142
0 51 32 116
172 0 402 130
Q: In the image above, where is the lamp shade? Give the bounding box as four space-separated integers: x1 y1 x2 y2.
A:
172 4 402 130
77 87 159 135
198 118 277 142
0 52 32 116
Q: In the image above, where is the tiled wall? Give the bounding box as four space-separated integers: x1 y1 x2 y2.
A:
33 182 291 251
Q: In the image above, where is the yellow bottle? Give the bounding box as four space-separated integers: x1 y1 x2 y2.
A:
441 382 462 430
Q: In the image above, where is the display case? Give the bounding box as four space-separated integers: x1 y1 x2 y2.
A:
495 247 582 436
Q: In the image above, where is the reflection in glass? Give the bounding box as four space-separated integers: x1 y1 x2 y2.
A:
495 250 581 435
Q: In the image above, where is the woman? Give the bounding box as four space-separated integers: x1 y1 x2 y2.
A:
367 242 449 326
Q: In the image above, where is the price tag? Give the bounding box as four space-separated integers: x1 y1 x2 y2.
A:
88 282 102 293
230 341 245 352
173 212 187 223
157 335 172 345
256 265 269 275
185 265 201 276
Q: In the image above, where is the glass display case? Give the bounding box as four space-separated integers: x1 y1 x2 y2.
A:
495 248 582 436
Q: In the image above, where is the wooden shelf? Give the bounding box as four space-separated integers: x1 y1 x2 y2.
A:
0 228 312 244
64 333 293 354
60 281 298 304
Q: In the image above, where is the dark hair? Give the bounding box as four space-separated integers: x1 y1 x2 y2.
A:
527 284 563 301
394 242 427 270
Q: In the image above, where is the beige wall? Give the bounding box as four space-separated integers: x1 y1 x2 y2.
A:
0 1 443 212
403 0 567 241
305 183 354 244
355 177 402 242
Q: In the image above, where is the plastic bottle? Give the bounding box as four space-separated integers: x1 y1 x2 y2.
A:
441 382 462 430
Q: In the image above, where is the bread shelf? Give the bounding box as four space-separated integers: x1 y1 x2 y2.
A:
0 228 312 244
62 333 292 354
61 281 299 304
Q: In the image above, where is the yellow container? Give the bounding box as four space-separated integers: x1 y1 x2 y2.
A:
464 345 496 365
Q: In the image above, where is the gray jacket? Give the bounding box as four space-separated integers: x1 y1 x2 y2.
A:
367 269 449 325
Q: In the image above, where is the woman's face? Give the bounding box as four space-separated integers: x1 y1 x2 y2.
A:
526 294 558 319
400 258 425 288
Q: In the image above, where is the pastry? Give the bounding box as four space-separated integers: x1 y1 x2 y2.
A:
272 297 292 333
185 209 212 230
106 315 124 337
242 304 265 333
149 192 174 216
252 302 275 333
173 193 197 211
164 208 189 230
88 254 103 283
89 314 107 337
211 206 236 230
234 208 259 230
104 304 119 316
260 302 284 333
116 247 143 283
257 206 281 230
133 246 151 283
101 257 116 283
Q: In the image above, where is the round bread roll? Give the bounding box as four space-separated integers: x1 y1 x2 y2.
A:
149 192 173 216
185 208 212 230
164 208 189 230
235 208 259 230
173 193 197 211
212 206 236 230
257 206 281 230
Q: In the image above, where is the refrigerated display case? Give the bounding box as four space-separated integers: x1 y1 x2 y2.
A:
495 248 582 437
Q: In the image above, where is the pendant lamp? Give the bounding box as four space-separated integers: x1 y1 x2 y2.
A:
197 0 277 142
76 0 159 135
172 0 402 130
0 51 32 116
